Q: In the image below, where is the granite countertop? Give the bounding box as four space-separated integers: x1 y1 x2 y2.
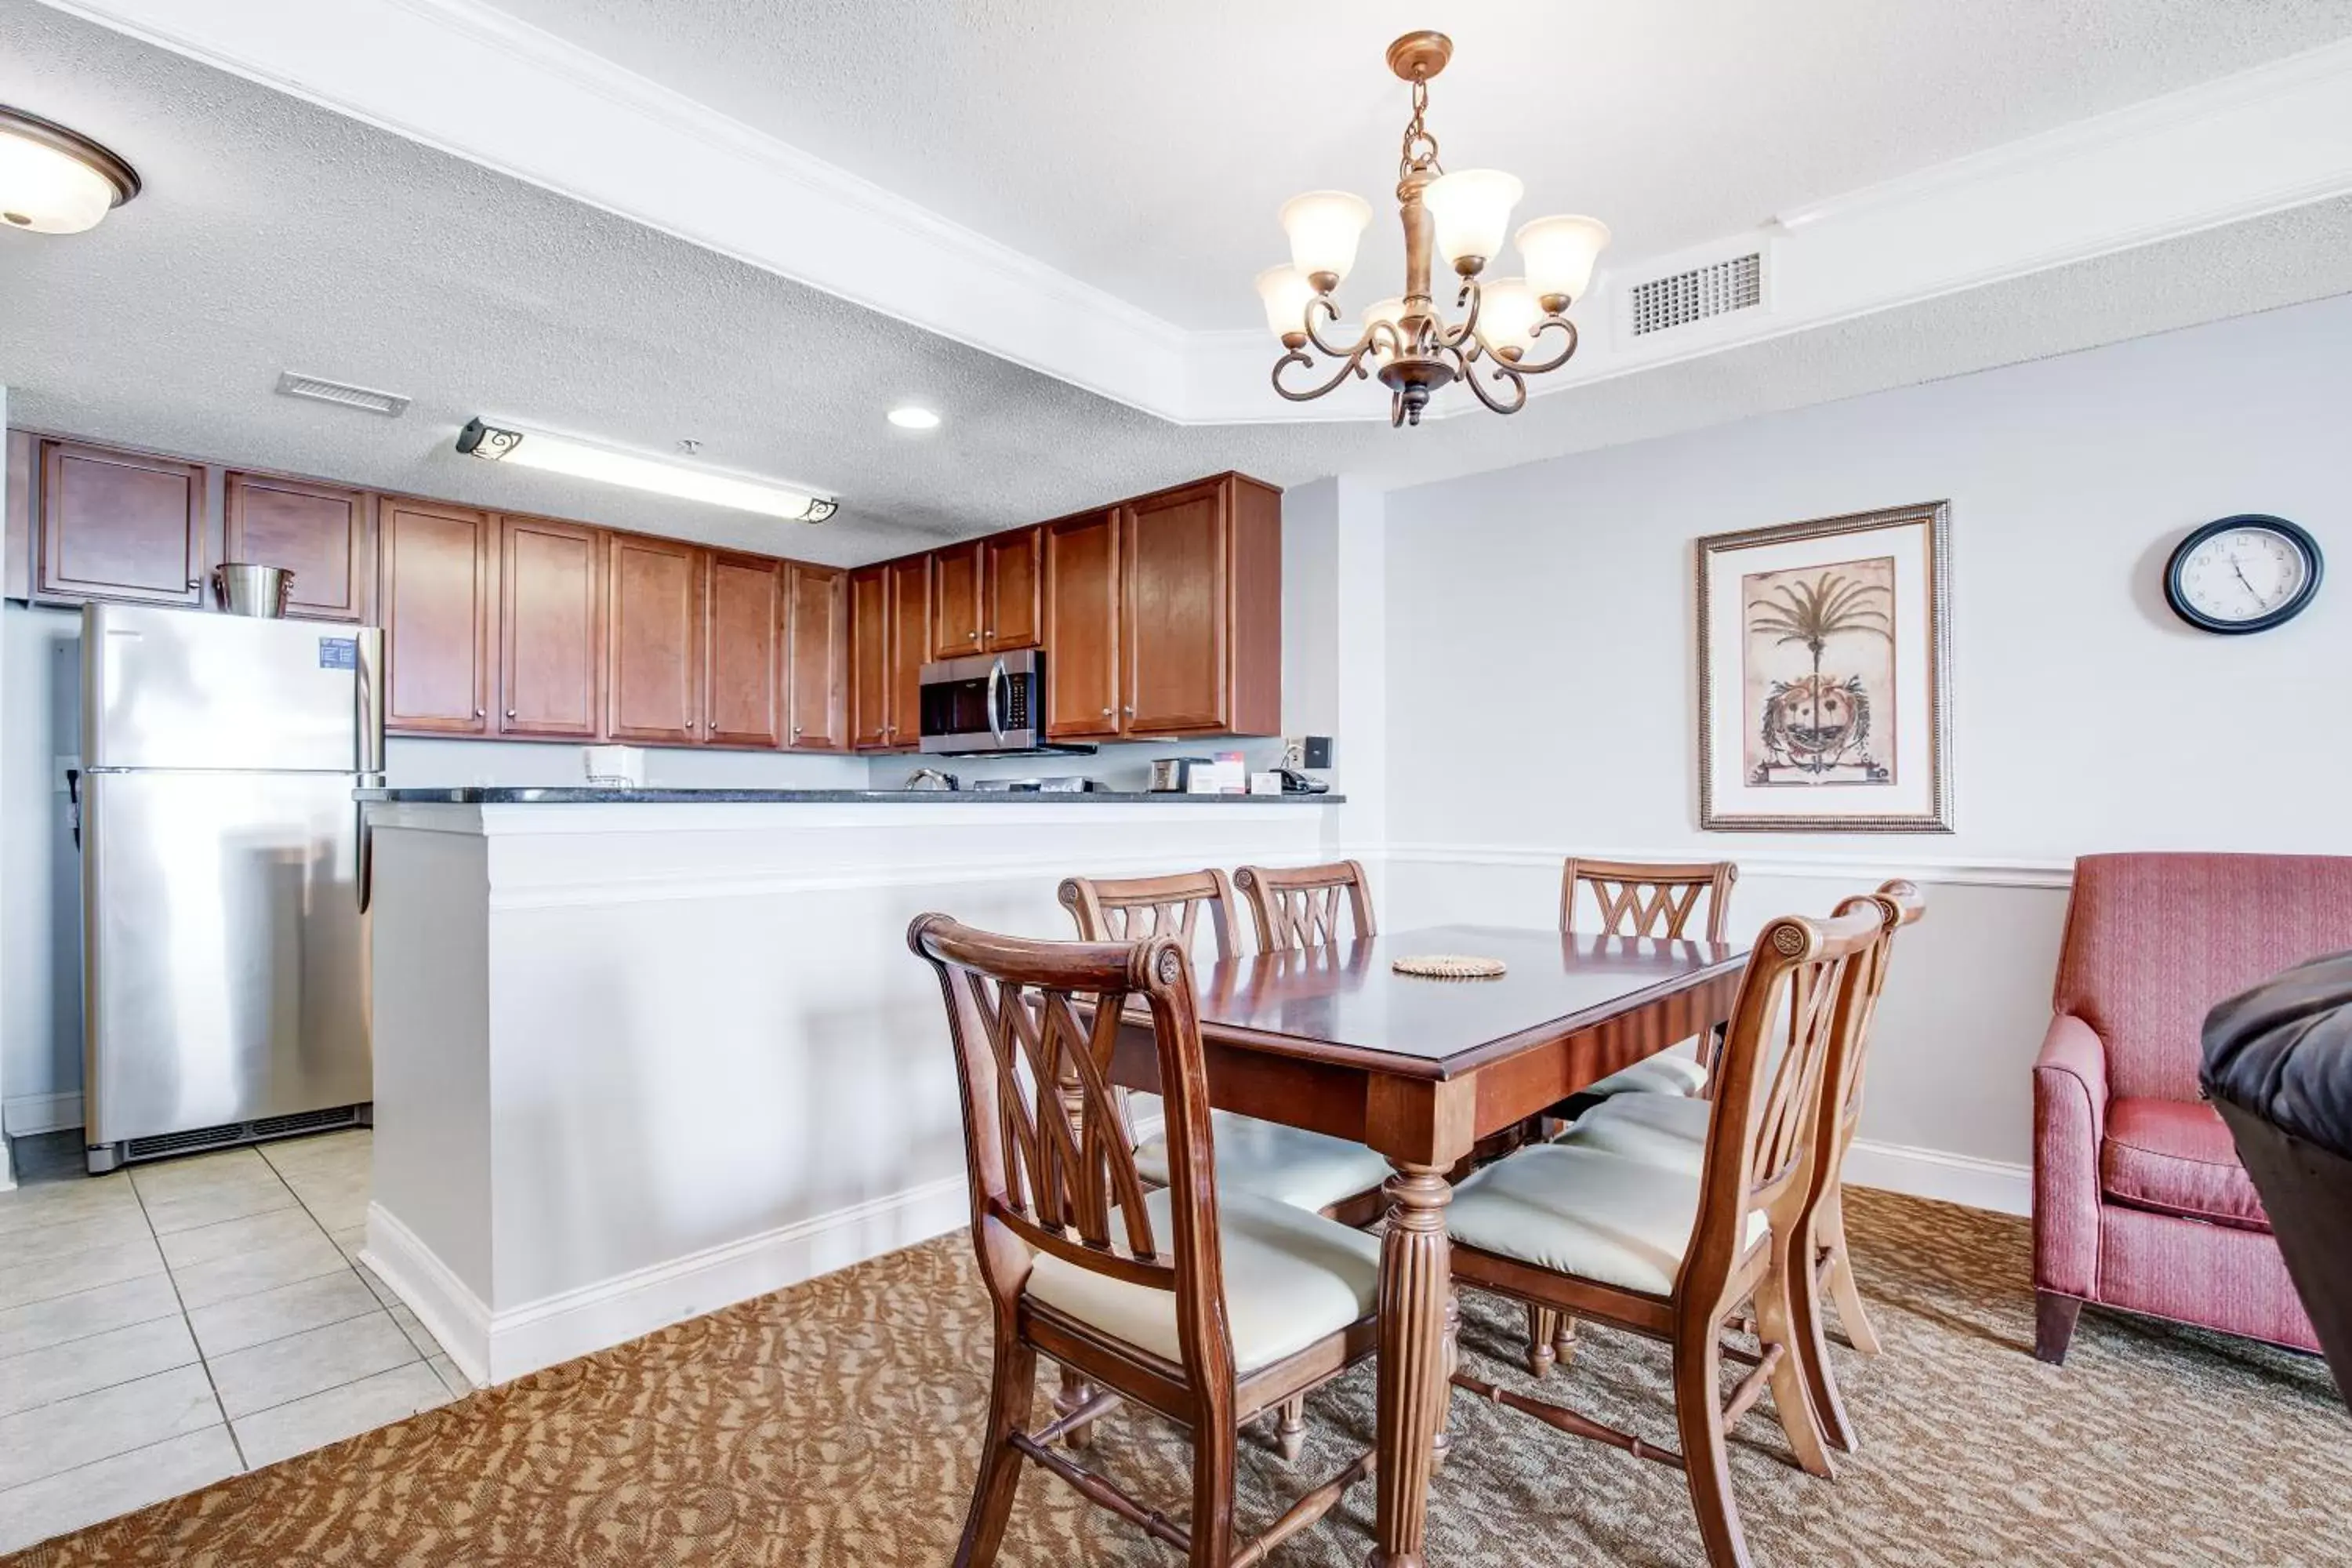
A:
358 787 1345 805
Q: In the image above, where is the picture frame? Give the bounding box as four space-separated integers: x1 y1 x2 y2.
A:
1697 500 1953 833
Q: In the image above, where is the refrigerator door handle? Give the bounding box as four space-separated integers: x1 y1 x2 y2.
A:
356 632 386 775
357 791 378 915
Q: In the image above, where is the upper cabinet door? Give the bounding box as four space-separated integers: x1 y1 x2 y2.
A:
848 564 890 750
705 551 784 749
607 534 706 745
983 525 1043 652
6 430 34 601
884 556 931 750
38 441 206 607
930 541 984 659
381 499 495 735
1123 481 1231 734
1043 509 1123 740
498 517 603 739
224 473 373 623
786 562 848 751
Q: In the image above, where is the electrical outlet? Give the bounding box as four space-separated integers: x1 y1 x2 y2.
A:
1281 736 1306 770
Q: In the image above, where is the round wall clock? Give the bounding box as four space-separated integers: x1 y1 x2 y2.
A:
2163 515 2322 634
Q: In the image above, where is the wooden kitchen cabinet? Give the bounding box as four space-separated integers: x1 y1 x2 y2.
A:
982 525 1043 651
1042 474 1281 741
930 525 1042 658
849 555 929 750
37 440 207 607
607 533 705 746
498 516 603 739
225 472 373 622
786 562 848 750
381 499 495 735
930 540 984 659
705 551 784 749
1042 508 1123 740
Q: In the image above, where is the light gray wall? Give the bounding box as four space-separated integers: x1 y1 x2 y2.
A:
1377 290 2352 1179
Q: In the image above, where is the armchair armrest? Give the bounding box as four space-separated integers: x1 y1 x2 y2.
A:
2033 1013 2109 1298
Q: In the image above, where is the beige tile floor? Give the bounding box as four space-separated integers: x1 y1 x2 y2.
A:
0 1129 470 1554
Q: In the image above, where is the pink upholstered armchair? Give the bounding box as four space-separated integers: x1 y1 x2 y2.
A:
2034 852 2352 1363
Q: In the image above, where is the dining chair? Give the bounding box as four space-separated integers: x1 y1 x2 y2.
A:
1058 871 1391 1228
1562 857 1740 1099
909 914 1381 1568
1443 902 1887 1568
1232 859 1377 952
1556 881 1925 1452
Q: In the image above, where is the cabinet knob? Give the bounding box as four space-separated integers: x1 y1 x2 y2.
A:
1123 704 1134 716
1101 706 1112 717
792 724 804 736
968 630 981 641
505 709 517 718
474 706 485 718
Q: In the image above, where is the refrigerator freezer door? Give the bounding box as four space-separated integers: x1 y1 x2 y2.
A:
82 769 373 1145
84 603 384 772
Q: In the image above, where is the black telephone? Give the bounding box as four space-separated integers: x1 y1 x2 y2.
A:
1275 768 1330 795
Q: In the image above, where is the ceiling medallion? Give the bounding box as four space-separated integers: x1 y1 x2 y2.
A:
1258 31 1610 426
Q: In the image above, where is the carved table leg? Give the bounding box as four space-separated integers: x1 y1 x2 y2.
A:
1370 1162 1454 1568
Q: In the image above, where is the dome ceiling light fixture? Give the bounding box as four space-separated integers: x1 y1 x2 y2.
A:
0 104 140 234
1257 31 1610 426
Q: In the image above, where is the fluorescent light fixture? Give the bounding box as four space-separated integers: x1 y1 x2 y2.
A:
887 405 941 430
457 418 837 523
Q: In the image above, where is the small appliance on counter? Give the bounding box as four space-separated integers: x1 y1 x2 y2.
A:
903 768 960 791
972 776 1100 793
1147 757 1213 793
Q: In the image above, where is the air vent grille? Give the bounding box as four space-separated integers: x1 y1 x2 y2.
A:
1628 253 1763 336
275 371 411 418
120 1105 362 1164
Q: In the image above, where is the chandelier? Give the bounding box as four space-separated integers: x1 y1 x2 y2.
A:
1258 31 1610 426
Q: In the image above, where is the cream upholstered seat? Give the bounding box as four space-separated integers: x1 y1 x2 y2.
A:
1559 1091 1710 1174
1577 1053 1710 1101
1027 1187 1381 1373
1447 1142 1765 1297
1134 1111 1396 1216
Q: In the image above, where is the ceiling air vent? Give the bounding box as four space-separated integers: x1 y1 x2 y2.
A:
274 371 411 418
1626 252 1764 337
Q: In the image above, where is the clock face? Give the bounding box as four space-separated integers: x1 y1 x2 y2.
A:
2165 516 2322 634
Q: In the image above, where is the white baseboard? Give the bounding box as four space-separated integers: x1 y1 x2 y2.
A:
3 1092 83 1136
361 1203 494 1389
1844 1138 2032 1216
366 1177 971 1387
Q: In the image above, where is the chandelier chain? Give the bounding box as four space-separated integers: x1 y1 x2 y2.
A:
1399 77 1440 177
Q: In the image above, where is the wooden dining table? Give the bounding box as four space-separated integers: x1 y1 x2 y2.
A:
1109 922 1748 1568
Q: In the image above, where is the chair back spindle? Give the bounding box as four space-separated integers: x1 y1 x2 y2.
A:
1561 857 1738 943
1686 907 1886 1292
1234 860 1377 952
1059 869 1242 960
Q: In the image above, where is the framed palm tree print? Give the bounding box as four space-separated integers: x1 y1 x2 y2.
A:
1697 501 1953 832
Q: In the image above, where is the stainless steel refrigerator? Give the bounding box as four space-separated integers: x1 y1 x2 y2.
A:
78 603 383 1173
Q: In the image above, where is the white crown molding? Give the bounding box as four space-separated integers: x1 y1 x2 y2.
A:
42 2 2352 427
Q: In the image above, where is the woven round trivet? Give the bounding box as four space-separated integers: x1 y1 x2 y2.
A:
1391 954 1507 979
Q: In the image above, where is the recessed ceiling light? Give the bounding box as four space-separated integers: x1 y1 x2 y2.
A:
457 418 838 523
887 405 942 431
0 105 140 234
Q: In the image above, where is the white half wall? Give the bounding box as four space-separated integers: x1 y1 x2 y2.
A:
1380 290 2352 1184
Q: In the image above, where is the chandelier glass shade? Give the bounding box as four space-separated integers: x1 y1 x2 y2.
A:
1260 32 1609 426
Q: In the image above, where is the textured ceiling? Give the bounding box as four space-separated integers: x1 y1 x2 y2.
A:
489 0 2352 329
5 0 2352 565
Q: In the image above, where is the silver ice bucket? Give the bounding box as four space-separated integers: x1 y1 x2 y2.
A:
212 563 296 617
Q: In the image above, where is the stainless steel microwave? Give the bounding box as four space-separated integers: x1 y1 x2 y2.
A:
919 649 1056 754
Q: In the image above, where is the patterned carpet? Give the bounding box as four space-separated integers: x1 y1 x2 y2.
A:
8 1189 2347 1567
